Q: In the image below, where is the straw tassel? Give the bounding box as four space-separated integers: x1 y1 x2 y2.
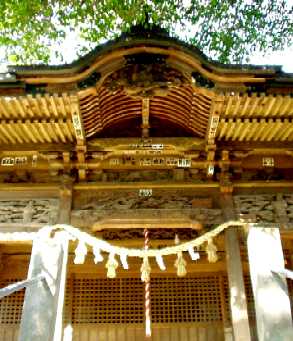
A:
206 238 218 263
141 256 151 282
106 253 119 278
175 251 187 277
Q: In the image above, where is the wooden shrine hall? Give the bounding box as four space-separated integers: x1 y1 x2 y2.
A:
0 26 293 341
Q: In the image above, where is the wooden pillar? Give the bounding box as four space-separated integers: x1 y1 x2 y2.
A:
220 192 251 341
19 232 69 341
247 226 293 341
58 176 73 224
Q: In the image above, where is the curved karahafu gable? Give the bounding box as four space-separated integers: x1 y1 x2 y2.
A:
4 25 292 87
0 26 292 144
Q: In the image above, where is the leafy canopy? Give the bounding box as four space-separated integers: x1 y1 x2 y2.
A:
0 0 292 64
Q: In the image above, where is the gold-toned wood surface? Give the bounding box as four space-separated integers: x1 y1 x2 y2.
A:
0 88 292 147
0 272 264 341
0 94 76 144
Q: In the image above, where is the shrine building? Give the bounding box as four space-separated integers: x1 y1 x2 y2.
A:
0 26 293 341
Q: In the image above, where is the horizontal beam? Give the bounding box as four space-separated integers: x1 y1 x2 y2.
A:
91 220 202 231
0 181 292 194
0 143 74 152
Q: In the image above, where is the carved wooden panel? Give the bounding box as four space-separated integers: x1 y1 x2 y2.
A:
101 228 199 240
234 195 276 223
71 195 222 229
234 194 293 228
284 195 293 225
0 199 59 225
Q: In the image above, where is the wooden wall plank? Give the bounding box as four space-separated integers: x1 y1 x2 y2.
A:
189 326 198 341
126 327 136 341
198 326 206 341
0 323 226 341
117 326 126 341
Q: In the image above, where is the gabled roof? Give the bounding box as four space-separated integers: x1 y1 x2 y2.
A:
0 26 292 147
1 25 292 89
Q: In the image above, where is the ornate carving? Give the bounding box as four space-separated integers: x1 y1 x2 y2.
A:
0 199 59 224
284 195 293 225
234 195 276 223
101 228 199 240
88 168 207 183
76 194 213 210
234 194 293 227
103 63 189 98
71 194 222 228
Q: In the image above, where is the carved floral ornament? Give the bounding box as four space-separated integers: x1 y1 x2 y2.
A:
0 221 246 279
103 62 190 98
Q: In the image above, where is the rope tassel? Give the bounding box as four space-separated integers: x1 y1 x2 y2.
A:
141 256 151 282
175 251 187 277
106 253 119 278
205 238 218 263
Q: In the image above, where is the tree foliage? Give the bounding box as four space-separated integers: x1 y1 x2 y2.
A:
0 0 292 64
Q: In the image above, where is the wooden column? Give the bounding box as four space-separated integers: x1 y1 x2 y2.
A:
19 232 69 341
220 192 251 341
58 176 73 224
247 226 293 341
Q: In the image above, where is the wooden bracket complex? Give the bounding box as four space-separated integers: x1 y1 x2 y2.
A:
70 95 87 180
70 96 86 143
205 95 222 177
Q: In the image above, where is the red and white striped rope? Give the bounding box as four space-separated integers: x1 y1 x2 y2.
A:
144 228 151 338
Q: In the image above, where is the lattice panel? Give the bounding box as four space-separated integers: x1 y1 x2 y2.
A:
69 276 224 324
0 279 24 324
244 275 256 320
151 276 222 323
71 278 144 324
2 274 291 327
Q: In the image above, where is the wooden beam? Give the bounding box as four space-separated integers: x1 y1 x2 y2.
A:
19 233 68 341
217 141 293 150
220 192 252 341
0 181 292 197
74 182 220 190
247 226 293 341
90 219 202 230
